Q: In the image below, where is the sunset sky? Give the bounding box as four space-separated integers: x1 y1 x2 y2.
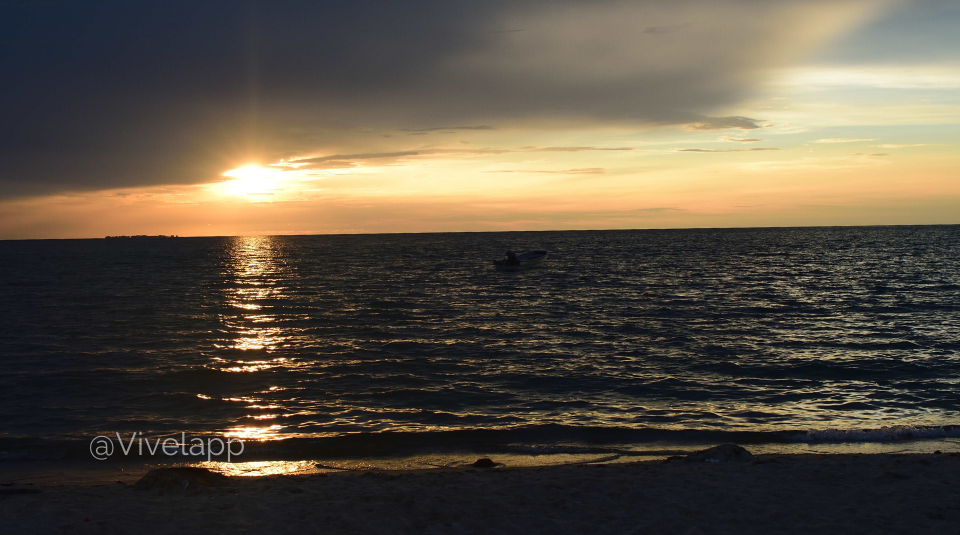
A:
1 0 958 239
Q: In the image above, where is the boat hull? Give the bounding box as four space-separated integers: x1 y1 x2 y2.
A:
493 250 548 271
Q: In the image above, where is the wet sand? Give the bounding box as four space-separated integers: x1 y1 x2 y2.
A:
3 450 959 534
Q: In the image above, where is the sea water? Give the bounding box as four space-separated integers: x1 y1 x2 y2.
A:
1 226 959 465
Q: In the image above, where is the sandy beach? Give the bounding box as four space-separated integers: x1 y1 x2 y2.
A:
3 447 959 534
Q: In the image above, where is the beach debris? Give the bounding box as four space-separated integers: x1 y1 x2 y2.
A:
133 467 230 490
680 444 754 464
472 458 497 468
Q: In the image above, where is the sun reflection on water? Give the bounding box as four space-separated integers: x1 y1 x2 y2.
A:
216 356 288 371
223 425 286 441
202 236 302 440
220 236 289 353
198 460 318 477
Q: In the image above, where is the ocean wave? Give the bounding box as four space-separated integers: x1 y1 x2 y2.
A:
4 424 960 462
791 425 960 443
3 227 960 450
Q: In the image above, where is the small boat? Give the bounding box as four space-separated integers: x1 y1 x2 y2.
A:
494 250 548 271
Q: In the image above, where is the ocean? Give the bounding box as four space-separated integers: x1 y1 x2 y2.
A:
2 226 959 466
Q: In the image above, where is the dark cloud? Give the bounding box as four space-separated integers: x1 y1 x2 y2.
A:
685 116 767 131
722 137 762 143
294 151 425 164
644 24 688 34
399 126 496 132
635 207 684 213
291 146 638 169
0 0 884 197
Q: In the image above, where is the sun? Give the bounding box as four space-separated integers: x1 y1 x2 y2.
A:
220 165 282 197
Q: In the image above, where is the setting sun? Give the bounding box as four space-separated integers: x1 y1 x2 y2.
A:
220 165 283 197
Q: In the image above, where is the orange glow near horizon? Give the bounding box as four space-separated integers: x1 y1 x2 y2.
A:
0 113 958 239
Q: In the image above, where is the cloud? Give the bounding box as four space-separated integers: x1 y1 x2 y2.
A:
721 137 762 143
685 116 767 131
782 66 960 89
293 151 427 164
813 138 879 143
643 24 688 34
288 153 423 170
676 148 780 153
399 126 496 132
486 168 605 174
635 207 684 213
534 146 636 153
0 0 891 197
875 143 926 148
850 153 888 156
289 146 641 169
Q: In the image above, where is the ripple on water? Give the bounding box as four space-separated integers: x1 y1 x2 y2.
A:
0 227 959 450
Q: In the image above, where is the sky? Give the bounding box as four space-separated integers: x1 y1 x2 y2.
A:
1 0 958 238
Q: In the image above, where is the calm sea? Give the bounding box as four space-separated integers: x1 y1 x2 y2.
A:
2 226 959 461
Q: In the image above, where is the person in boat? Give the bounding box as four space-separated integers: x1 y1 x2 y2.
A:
505 250 519 265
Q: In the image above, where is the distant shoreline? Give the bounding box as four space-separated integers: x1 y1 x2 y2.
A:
1 223 959 242
104 235 180 239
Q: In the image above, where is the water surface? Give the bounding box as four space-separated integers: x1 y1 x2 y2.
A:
2 226 959 459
